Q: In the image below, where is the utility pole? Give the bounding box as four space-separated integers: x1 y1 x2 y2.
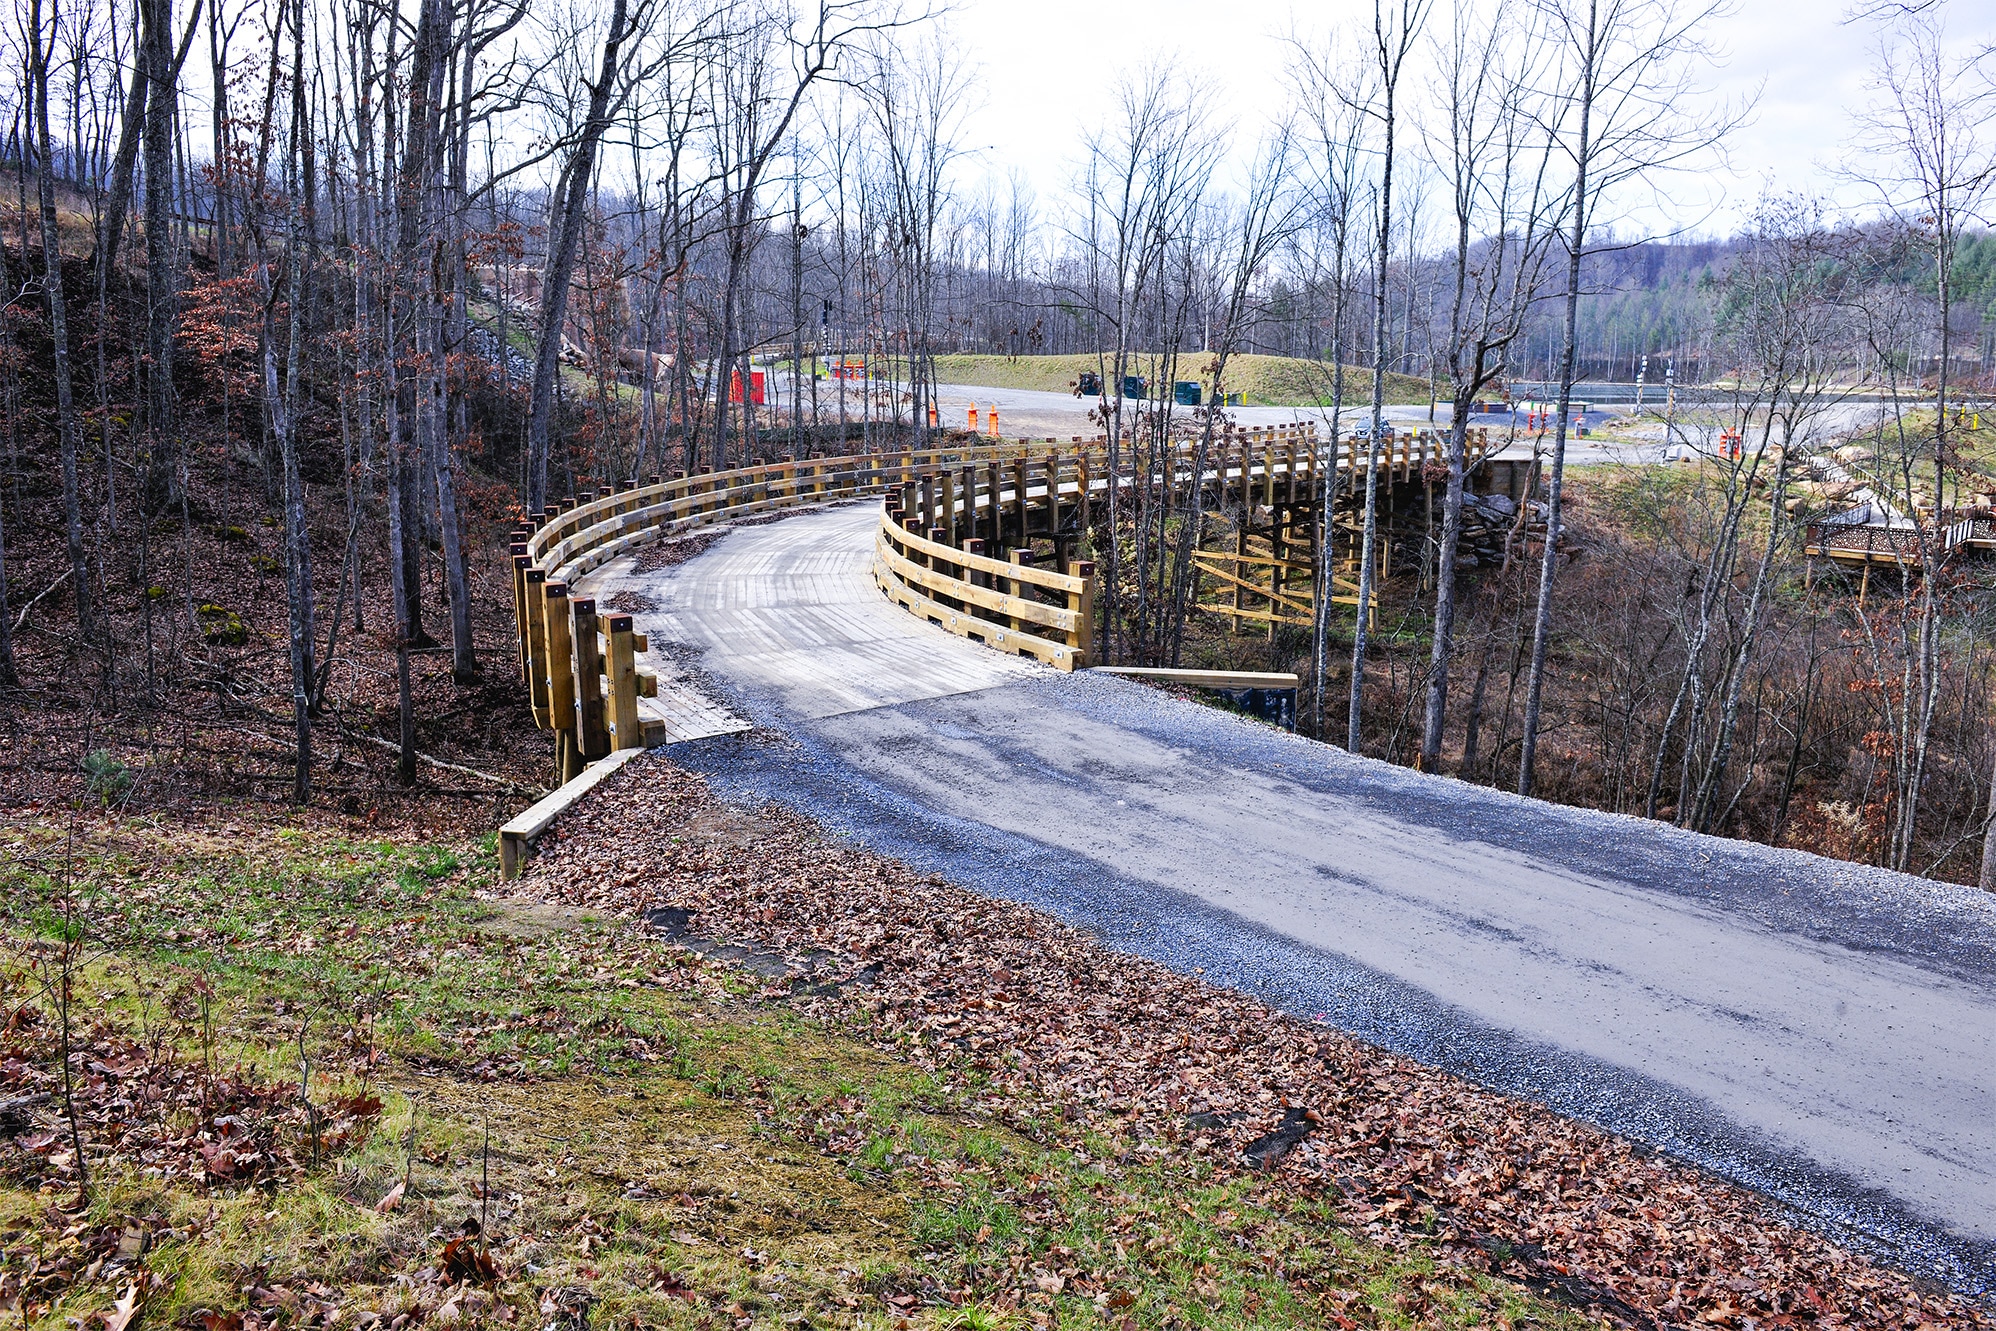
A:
792 143 805 457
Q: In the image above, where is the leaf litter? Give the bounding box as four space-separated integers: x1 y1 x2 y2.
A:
524 754 1994 1331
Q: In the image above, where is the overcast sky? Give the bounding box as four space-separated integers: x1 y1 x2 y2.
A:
939 0 1996 239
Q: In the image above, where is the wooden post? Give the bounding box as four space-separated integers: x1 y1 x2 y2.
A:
1008 548 1031 631
940 469 958 546
1231 526 1246 632
1011 456 1028 544
511 546 531 682
524 569 550 725
927 528 950 587
1268 511 1284 641
606 614 642 751
543 581 579 780
572 596 610 761
1071 560 1097 667
986 460 1002 545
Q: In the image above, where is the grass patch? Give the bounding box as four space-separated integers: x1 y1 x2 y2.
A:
0 814 1597 1329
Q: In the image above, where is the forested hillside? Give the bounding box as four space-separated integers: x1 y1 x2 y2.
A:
0 0 1991 881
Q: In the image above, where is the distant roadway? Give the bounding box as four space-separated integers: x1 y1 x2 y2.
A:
770 370 1889 468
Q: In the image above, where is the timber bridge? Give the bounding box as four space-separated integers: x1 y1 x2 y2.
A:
511 421 1494 773
495 418 1996 1294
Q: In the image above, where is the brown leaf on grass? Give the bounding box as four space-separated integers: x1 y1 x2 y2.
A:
372 1180 405 1213
649 1268 698 1301
100 1283 143 1331
438 1237 498 1286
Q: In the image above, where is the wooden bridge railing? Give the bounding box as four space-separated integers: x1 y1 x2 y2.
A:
511 423 1490 770
870 424 1489 668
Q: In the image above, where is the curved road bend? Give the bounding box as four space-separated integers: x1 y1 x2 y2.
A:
583 502 1996 1293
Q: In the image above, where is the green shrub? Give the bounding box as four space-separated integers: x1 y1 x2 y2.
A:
81 749 133 806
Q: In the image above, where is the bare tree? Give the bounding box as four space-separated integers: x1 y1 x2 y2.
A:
1847 13 1996 881
1166 124 1302 666
1516 0 1738 797
1287 31 1367 736
27 0 93 648
861 27 974 454
1347 0 1432 753
1419 0 1563 771
701 1 914 476
261 0 314 802
1070 63 1219 664
525 0 636 512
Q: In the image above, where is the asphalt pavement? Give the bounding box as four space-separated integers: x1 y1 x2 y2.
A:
603 501 1996 1296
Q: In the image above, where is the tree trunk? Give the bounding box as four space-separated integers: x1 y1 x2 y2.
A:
141 0 185 510
0 439 14 685
29 0 93 648
1518 2 1597 799
266 0 315 804
1348 189 1395 751
94 2 148 277
1421 392 1473 769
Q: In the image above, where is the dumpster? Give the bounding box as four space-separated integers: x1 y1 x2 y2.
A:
1173 381 1202 406
1122 374 1147 399
1077 371 1100 396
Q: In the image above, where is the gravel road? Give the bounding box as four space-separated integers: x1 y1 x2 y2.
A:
596 501 1996 1294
